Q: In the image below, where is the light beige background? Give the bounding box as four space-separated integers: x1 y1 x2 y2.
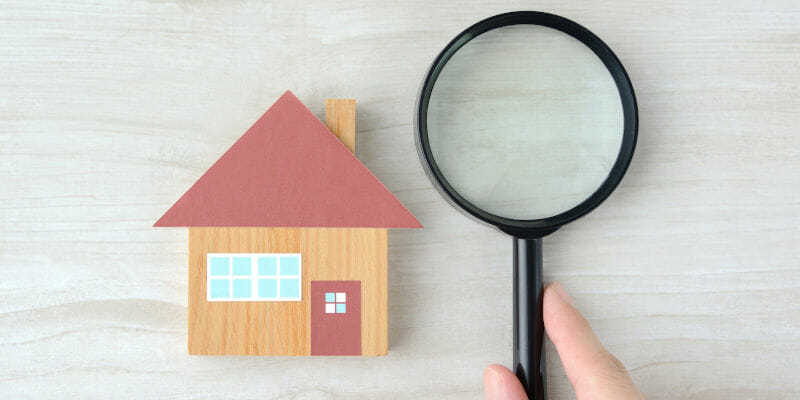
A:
1 1 798 399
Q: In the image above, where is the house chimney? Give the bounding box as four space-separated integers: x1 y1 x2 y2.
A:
325 99 356 154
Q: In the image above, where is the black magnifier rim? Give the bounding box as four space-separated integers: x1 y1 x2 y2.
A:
415 11 638 238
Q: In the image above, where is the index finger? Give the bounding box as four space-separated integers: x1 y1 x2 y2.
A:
543 282 644 400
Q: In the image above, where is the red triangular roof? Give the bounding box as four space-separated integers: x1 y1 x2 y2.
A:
154 91 420 228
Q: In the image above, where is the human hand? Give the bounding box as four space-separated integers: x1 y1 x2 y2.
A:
484 282 645 400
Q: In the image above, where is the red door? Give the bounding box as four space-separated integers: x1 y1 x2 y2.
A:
310 281 361 355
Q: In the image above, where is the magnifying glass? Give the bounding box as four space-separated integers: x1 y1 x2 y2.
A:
415 11 637 398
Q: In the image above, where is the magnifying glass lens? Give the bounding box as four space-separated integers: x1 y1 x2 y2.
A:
427 25 625 220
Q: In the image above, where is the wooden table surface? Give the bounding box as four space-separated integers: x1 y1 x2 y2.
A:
1 1 798 399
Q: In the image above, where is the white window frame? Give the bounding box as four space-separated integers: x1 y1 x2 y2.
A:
206 253 302 302
325 292 347 314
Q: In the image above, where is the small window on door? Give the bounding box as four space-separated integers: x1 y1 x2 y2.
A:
325 292 346 314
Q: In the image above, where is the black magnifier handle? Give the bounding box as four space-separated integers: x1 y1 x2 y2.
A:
513 237 546 399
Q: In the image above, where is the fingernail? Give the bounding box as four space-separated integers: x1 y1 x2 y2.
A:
483 365 501 400
550 281 574 306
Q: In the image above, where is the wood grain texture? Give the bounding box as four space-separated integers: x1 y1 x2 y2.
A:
326 99 357 153
0 0 798 399
300 228 388 356
323 97 389 356
188 228 306 355
188 227 387 356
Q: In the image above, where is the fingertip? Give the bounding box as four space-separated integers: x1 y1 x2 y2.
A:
543 281 577 336
483 364 500 385
483 364 528 400
484 363 506 377
542 283 643 399
550 281 574 305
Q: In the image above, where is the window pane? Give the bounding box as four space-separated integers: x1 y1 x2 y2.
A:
280 278 300 298
280 256 300 276
258 278 277 298
232 257 251 276
258 257 277 275
232 279 252 298
336 303 346 313
325 292 335 303
210 279 230 298
325 303 336 313
209 257 229 276
336 292 346 303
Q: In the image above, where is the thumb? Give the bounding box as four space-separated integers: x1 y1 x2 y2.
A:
484 364 528 400
543 282 645 400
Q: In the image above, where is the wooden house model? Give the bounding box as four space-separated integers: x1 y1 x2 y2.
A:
155 91 421 356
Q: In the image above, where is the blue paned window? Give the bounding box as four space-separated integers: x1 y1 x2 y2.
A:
207 253 301 301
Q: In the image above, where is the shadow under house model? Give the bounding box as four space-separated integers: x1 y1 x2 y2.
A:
155 91 421 356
